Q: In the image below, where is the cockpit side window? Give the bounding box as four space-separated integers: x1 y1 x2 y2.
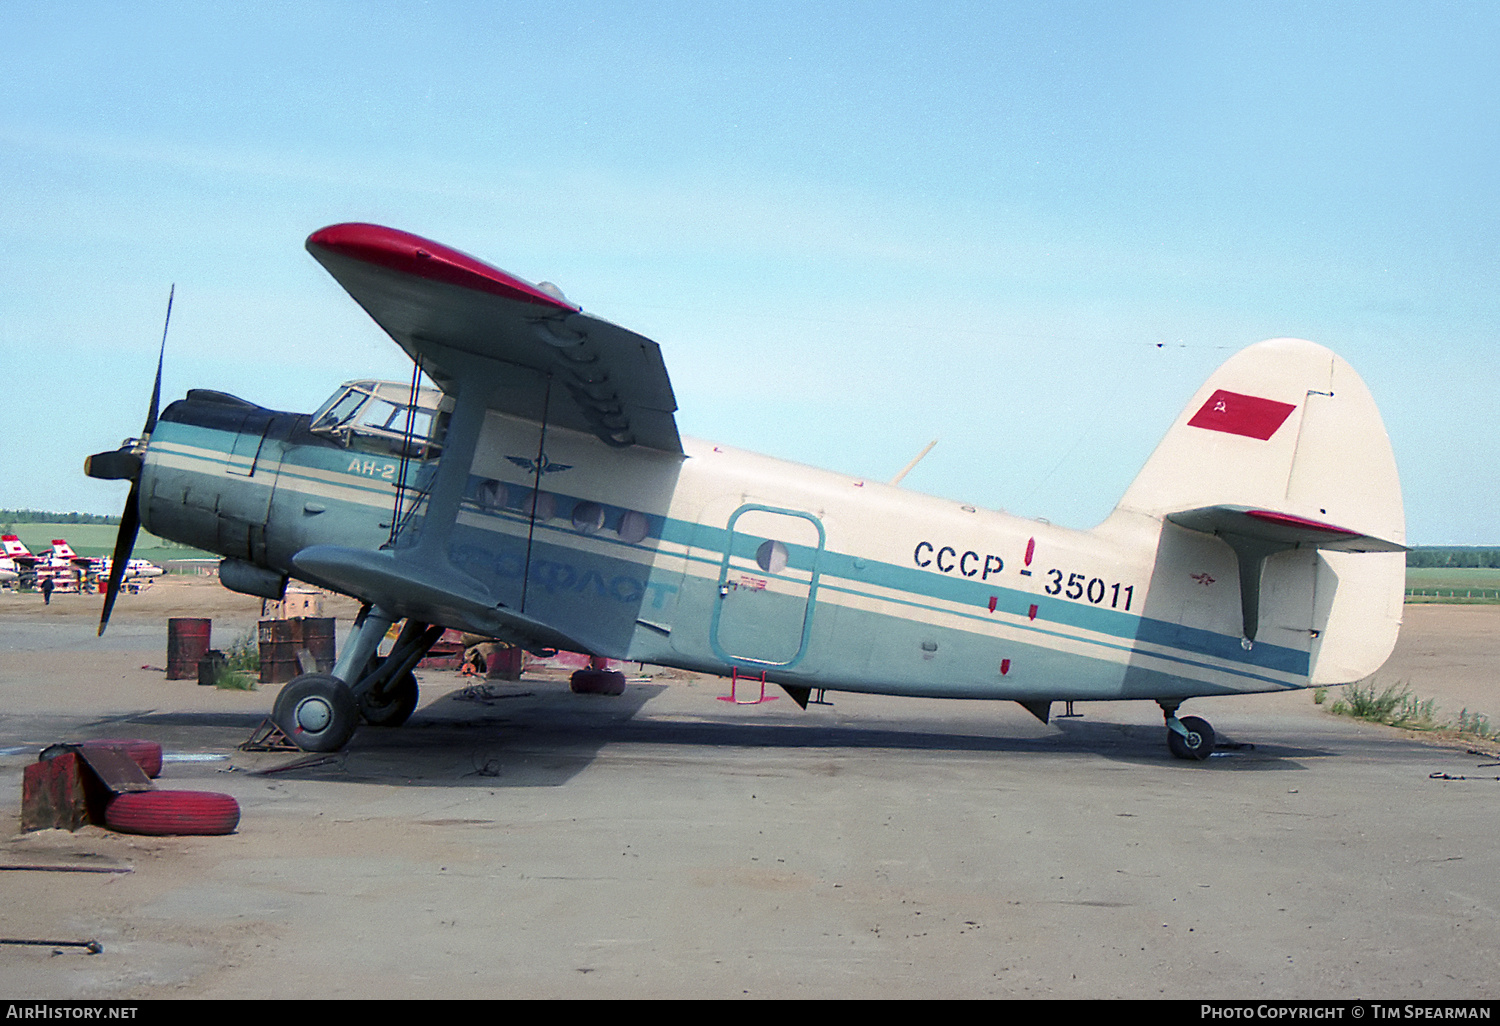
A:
309 382 446 460
311 389 365 432
358 399 401 432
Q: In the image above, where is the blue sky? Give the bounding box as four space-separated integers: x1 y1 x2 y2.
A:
2 2 1496 542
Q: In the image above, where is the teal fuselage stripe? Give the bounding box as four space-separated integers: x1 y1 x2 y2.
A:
660 517 1308 678
150 421 1311 688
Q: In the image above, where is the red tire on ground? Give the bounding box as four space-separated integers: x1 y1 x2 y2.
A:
81 739 163 779
569 669 626 696
104 790 240 836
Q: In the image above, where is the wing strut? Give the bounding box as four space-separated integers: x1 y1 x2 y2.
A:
519 374 553 615
385 359 424 549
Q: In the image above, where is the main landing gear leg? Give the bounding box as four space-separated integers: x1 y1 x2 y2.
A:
1157 699 1216 762
332 603 396 686
273 604 396 753
354 619 444 727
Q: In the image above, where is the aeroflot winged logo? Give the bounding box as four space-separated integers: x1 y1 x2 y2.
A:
505 453 573 475
1187 389 1298 441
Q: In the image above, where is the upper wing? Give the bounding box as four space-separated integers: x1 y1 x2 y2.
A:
306 223 682 454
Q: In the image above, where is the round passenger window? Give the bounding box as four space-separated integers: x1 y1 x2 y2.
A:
572 501 606 534
756 539 789 574
617 510 649 544
476 479 508 511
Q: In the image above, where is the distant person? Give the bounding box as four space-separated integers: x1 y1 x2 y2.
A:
40 576 53 605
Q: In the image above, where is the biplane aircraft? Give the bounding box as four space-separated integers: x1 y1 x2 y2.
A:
86 223 1407 758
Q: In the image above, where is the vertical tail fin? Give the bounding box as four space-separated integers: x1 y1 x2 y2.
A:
1114 338 1404 685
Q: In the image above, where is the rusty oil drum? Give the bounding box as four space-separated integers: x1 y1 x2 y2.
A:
258 617 338 683
257 619 299 684
300 617 336 674
166 618 211 680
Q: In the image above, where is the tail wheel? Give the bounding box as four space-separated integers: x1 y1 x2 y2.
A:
273 674 358 752
358 670 419 727
1168 715 1216 761
104 790 240 836
570 669 626 696
81 739 163 778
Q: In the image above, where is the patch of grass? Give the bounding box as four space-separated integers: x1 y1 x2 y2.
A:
1326 679 1497 740
1329 679 1440 730
211 632 259 690
213 669 257 690
1454 708 1497 741
224 632 260 673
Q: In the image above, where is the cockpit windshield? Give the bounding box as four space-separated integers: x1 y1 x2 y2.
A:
309 380 449 459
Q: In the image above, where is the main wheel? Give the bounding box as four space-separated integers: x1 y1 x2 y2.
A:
358 669 419 727
1167 715 1216 761
273 674 358 752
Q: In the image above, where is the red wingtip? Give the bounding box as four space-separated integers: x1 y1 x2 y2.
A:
307 223 578 313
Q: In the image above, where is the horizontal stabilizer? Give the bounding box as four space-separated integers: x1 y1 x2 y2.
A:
1166 506 1407 554
1166 505 1405 645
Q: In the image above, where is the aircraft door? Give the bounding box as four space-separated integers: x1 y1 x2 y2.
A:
710 505 824 669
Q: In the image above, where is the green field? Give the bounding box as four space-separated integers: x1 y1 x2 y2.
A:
1403 567 1500 602
2 522 216 564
